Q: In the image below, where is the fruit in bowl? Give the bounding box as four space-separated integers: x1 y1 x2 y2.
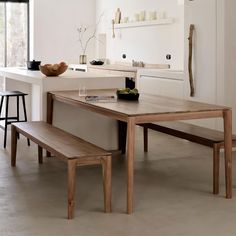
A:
39 62 68 76
116 88 139 100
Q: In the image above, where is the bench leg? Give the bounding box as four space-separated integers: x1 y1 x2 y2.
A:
38 145 43 164
143 126 148 152
213 144 220 195
11 125 18 167
67 159 77 219
102 156 112 213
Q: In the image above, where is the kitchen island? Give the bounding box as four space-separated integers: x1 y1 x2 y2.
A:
0 67 125 149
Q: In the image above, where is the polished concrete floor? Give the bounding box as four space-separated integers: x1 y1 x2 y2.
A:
0 127 236 236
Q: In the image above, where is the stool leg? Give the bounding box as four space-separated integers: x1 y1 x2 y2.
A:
16 96 20 139
4 96 9 148
68 159 77 219
213 143 220 195
102 156 112 213
16 96 19 122
21 95 30 146
0 96 4 116
11 125 18 167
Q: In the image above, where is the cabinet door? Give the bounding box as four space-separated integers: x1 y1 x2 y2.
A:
139 76 184 99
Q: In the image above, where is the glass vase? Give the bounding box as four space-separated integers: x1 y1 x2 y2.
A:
79 55 87 64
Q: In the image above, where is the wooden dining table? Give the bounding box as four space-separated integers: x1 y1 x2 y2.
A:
47 89 232 214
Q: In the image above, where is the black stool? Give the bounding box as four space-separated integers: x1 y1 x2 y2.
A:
0 91 30 148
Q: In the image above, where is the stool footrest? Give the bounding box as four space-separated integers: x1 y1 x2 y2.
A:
0 116 18 121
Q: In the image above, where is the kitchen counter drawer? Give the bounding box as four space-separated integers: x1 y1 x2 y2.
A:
138 75 184 98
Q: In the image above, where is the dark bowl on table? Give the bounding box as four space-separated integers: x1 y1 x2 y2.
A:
27 60 41 70
117 93 140 101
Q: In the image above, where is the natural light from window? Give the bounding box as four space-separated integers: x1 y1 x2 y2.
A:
0 2 28 67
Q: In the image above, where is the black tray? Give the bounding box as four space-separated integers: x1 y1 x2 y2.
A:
117 93 139 101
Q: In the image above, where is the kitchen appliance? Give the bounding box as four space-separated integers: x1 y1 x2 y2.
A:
27 60 41 70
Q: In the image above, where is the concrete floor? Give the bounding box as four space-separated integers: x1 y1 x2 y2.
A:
0 127 236 236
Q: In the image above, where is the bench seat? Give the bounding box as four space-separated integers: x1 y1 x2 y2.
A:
140 121 236 195
11 121 112 219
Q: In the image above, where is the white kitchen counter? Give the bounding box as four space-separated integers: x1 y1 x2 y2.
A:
0 67 125 149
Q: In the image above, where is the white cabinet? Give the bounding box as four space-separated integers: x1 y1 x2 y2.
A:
137 70 184 98
139 75 184 98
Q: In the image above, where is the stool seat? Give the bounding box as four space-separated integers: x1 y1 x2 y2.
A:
0 91 28 97
0 90 29 148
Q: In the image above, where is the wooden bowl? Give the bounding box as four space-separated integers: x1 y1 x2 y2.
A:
39 63 68 76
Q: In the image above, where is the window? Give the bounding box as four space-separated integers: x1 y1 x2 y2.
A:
0 0 29 67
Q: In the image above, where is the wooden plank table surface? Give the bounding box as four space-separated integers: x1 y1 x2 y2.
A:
47 89 233 214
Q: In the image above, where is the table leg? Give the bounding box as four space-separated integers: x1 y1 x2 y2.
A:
223 109 232 199
118 120 127 154
127 118 135 214
47 92 54 124
46 93 54 157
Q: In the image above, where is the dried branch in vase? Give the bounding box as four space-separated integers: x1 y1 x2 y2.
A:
77 13 104 55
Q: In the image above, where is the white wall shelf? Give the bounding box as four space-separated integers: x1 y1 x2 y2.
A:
114 18 174 29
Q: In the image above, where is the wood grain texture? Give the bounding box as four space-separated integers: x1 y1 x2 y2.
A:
188 24 195 97
13 121 110 160
67 159 77 219
127 117 135 214
11 121 112 219
141 121 236 146
141 121 236 195
47 89 233 213
49 90 228 118
102 156 112 213
223 109 232 199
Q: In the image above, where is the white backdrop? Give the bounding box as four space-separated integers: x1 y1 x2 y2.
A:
96 0 184 69
30 0 96 64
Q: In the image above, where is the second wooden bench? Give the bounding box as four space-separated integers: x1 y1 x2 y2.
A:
140 121 236 195
11 121 112 219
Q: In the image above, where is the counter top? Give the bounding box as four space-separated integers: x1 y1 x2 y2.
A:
1 67 124 150
0 67 122 85
88 63 170 73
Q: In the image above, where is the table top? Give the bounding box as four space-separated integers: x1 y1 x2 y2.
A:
49 89 229 119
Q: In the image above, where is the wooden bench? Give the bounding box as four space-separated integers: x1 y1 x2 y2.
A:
11 121 112 219
140 121 236 195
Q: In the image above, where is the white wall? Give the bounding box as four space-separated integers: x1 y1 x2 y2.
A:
30 0 96 64
96 0 184 69
224 0 236 132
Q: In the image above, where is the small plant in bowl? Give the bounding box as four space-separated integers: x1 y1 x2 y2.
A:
116 88 139 100
39 62 68 76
